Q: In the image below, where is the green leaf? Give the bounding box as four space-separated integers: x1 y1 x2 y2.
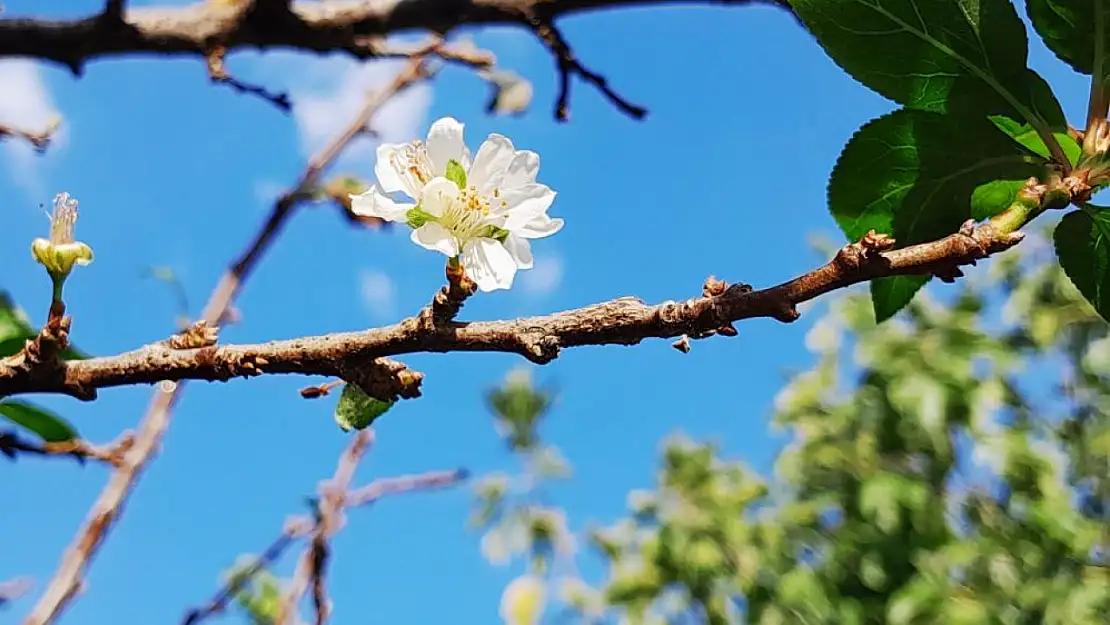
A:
0 400 78 442
1027 0 1110 76
1054 207 1110 321
990 117 1082 164
789 0 1062 131
0 291 88 360
971 179 1028 220
333 384 395 432
829 108 1042 321
445 159 467 190
871 276 930 323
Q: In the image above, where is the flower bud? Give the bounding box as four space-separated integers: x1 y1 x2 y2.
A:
31 192 93 280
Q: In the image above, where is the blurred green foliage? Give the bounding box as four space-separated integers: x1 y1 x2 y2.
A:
481 234 1109 624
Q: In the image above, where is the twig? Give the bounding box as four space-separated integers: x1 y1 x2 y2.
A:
274 432 467 625
300 380 344 399
0 1 788 69
354 36 495 70
276 431 374 625
345 469 469 507
21 56 435 625
0 430 133 467
0 0 788 117
2 221 1027 403
0 121 57 152
527 12 646 121
206 44 292 112
180 516 314 625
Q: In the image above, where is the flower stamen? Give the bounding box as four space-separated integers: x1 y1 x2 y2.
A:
49 192 79 245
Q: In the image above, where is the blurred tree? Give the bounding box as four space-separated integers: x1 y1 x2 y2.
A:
504 232 1110 624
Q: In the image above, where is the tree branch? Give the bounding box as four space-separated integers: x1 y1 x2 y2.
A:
0 0 787 118
20 56 435 625
0 120 59 152
275 431 467 625
0 430 134 467
0 220 1024 404
181 517 313 625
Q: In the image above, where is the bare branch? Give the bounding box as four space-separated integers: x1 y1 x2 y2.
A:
277 431 374 625
1 220 1026 404
20 56 435 625
0 0 787 117
345 469 469 507
181 517 314 625
528 12 645 121
274 432 467 625
0 120 59 152
0 430 134 467
206 44 292 111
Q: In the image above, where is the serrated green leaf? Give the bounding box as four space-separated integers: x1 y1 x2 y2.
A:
1054 208 1110 321
870 276 930 323
990 117 1082 164
0 400 78 442
445 159 467 190
0 291 88 360
334 384 395 431
972 179 1028 221
789 0 1063 133
1027 1 1110 77
829 108 1041 321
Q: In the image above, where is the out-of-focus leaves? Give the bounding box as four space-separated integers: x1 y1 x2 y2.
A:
0 400 77 442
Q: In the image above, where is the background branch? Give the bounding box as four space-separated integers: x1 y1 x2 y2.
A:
20 55 436 625
0 0 788 118
0 120 59 152
0 430 133 467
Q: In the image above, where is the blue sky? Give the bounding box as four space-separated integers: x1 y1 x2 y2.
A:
0 1 1098 624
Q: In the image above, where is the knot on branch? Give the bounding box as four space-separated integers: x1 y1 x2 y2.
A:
834 230 898 273
24 310 72 369
934 220 1024 283
167 320 219 350
515 331 560 364
341 357 423 402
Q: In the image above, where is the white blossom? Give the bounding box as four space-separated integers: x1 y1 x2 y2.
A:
350 117 562 292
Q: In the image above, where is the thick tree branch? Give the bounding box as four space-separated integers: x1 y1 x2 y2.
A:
0 0 785 66
0 221 1024 403
20 57 434 625
0 0 787 118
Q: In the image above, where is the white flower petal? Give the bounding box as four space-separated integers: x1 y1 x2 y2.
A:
469 134 516 190
374 142 421 198
411 222 459 257
420 177 461 218
500 186 556 229
425 117 470 176
349 186 413 222
504 234 534 269
516 213 564 239
503 150 540 187
462 238 517 292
